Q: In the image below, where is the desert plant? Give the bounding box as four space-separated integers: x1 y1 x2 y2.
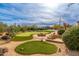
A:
47 33 58 39
7 32 15 38
1 35 10 40
58 29 65 35
62 25 79 51
37 33 46 36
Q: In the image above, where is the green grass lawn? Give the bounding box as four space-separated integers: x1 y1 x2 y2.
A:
12 35 33 41
16 31 49 36
15 41 57 55
41 29 53 33
12 30 53 41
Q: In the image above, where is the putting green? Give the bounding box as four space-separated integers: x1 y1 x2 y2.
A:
15 41 57 55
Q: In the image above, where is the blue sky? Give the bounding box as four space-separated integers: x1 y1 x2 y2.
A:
0 3 79 26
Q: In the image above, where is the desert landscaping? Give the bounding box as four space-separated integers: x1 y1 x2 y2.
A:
0 3 79 56
0 23 74 56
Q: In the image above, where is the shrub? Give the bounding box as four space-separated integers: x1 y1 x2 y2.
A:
62 25 79 51
47 33 58 39
58 29 65 35
6 32 15 38
47 34 55 39
37 33 46 36
1 35 10 40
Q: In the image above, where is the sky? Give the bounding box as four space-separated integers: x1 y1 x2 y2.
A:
0 3 79 26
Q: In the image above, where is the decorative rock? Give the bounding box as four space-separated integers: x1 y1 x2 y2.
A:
0 48 8 56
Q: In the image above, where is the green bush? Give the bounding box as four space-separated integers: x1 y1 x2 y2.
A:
58 29 65 35
8 32 15 38
62 25 79 51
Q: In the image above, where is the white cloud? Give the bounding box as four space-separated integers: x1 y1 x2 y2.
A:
0 3 64 25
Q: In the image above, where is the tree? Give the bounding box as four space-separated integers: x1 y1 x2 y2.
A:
52 24 64 30
0 22 8 32
62 25 79 55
